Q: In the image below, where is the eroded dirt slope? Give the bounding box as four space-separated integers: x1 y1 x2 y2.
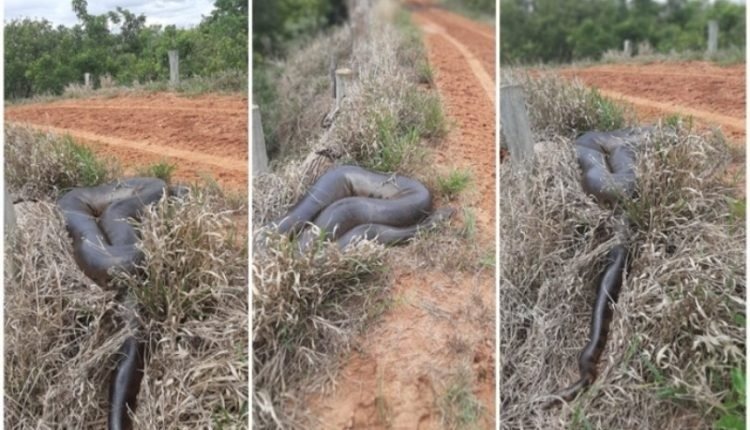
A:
5 92 248 190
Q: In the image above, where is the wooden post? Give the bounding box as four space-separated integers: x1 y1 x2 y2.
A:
335 68 353 109
168 50 180 86
623 40 632 57
84 73 91 89
252 105 269 175
707 20 719 54
500 85 535 169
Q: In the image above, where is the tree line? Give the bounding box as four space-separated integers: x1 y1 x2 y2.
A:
5 0 247 99
501 0 745 64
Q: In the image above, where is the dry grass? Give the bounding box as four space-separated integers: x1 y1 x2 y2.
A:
500 84 744 428
501 69 634 140
252 233 388 428
5 128 248 428
265 27 354 160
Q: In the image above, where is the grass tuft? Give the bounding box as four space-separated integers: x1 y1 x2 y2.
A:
439 367 484 430
136 160 177 183
437 169 472 199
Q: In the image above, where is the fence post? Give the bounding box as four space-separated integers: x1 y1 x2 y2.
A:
168 50 180 86
4 183 16 277
252 105 269 175
335 68 353 109
623 40 632 57
84 73 91 89
707 20 719 54
500 85 535 169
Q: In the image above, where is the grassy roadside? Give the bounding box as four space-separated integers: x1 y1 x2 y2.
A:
499 73 744 429
252 1 492 428
505 46 745 70
4 70 247 107
4 123 248 428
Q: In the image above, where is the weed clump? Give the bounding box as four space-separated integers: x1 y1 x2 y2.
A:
501 70 632 140
136 160 177 183
5 123 120 200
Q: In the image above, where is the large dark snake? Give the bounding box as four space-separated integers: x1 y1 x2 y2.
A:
58 177 185 430
270 165 455 250
544 128 647 408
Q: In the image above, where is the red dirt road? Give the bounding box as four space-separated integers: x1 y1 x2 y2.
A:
559 61 746 141
310 2 496 428
5 92 248 190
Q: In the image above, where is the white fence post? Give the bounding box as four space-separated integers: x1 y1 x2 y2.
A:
335 68 353 109
500 85 535 169
252 105 269 175
623 40 632 57
168 50 180 86
707 20 719 54
84 73 91 89
4 183 16 277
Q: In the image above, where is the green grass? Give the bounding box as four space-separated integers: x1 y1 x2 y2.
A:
404 88 448 139
366 112 424 172
437 169 472 199
439 371 484 430
417 60 435 86
461 208 477 239
438 0 496 24
479 249 495 269
136 160 177 183
663 113 694 131
586 88 625 131
570 405 594 430
714 368 746 430
60 135 114 187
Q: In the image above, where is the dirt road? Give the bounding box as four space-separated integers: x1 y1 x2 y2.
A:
559 61 746 141
310 2 496 428
5 92 248 190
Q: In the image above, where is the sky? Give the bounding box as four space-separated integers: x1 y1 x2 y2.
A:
4 0 216 28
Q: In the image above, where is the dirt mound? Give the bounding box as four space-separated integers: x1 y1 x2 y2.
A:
5 92 248 190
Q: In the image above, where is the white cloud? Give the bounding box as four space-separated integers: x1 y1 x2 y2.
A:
4 0 217 28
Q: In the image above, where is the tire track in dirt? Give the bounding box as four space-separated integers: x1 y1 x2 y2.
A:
5 93 248 190
596 89 745 131
308 3 495 428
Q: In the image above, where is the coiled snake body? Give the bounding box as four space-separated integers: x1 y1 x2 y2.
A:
272 165 455 249
58 177 185 430
545 128 647 407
